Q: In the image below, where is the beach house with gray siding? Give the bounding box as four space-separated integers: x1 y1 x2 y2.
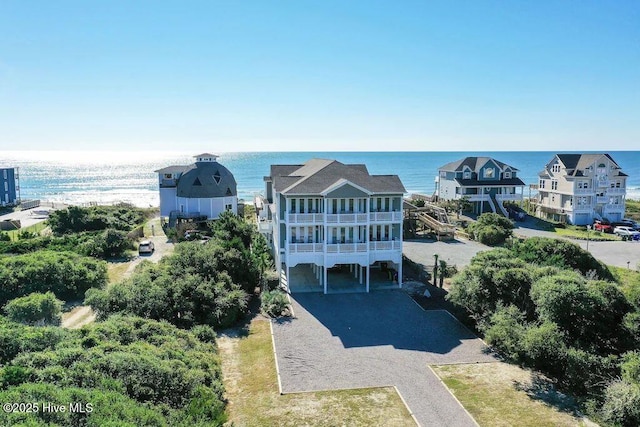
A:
258 158 406 294
155 153 237 223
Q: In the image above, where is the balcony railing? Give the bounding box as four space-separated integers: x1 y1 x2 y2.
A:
596 196 609 204
596 180 610 188
257 220 272 233
326 243 368 253
288 243 323 253
607 188 626 194
495 194 521 201
287 213 324 223
605 204 625 211
574 204 593 212
574 188 593 194
369 240 401 251
369 211 402 222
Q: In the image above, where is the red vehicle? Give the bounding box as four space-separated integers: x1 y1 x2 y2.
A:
593 219 613 233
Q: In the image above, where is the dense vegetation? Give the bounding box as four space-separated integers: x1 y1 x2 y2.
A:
0 315 226 426
0 251 107 305
448 237 640 425
4 292 63 325
48 205 152 235
86 212 268 329
466 213 514 246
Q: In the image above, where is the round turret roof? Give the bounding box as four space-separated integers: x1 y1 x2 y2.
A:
176 160 237 198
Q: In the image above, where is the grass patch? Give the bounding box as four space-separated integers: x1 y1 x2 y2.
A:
6 221 48 241
219 320 414 426
107 261 131 285
554 227 619 241
432 363 594 427
626 199 640 222
608 265 640 295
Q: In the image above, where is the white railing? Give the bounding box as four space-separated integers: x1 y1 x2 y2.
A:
596 196 608 204
607 188 625 194
496 194 521 201
257 221 272 233
325 212 369 224
574 188 593 194
369 211 402 222
369 240 401 251
605 204 625 211
596 180 610 188
287 213 324 223
288 243 323 253
326 243 368 253
573 204 593 212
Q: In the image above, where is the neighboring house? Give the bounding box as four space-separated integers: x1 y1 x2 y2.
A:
0 167 19 207
155 153 237 225
535 153 627 225
436 157 525 215
258 158 406 294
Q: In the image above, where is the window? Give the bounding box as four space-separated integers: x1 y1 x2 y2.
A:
539 180 545 189
213 171 221 184
616 182 622 188
3 170 7 179
164 173 172 179
483 168 494 178
551 195 555 202
504 171 511 179
463 171 471 179
225 204 233 211
440 171 447 178
551 180 558 190
193 178 202 186
552 164 561 173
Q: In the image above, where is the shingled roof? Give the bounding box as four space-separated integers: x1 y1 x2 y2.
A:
269 159 406 195
438 157 517 173
555 154 622 176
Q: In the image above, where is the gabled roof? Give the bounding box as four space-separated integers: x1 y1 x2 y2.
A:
552 153 623 177
269 158 406 195
438 157 518 173
155 165 191 174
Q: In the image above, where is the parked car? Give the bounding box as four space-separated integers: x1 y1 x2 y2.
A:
593 219 613 233
138 240 155 254
614 226 640 241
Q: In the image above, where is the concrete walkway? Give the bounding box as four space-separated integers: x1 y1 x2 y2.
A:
272 291 496 426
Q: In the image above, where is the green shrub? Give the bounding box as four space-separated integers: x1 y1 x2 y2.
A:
0 250 107 304
483 305 526 362
467 213 514 246
600 380 640 427
261 290 290 318
4 292 63 326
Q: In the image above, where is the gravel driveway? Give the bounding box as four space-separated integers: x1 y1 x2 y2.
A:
272 291 496 426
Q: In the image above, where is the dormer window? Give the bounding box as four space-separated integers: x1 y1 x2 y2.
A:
463 171 471 179
552 164 561 173
504 171 511 179
213 171 221 184
164 173 172 179
483 168 494 179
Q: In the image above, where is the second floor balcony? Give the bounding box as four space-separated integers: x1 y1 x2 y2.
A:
287 210 402 224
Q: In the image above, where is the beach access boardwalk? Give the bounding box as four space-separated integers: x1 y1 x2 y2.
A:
272 291 496 426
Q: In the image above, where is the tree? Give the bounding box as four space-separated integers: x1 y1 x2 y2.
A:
4 292 63 326
467 213 514 246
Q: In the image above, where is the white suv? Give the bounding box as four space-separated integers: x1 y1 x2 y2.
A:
613 226 640 241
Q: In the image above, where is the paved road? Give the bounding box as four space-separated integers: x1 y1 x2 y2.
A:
512 219 640 269
272 291 496 426
404 225 640 270
404 238 489 270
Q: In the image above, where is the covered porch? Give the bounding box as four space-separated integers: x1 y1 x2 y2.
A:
282 262 401 294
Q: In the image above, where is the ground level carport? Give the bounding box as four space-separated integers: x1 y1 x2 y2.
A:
271 291 497 426
282 262 401 294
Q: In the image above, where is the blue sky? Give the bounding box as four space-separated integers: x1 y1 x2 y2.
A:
1 1 638 151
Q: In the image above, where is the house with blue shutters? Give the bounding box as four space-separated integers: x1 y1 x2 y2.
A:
436 157 525 215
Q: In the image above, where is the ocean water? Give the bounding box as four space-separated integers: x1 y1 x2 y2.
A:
1 151 639 207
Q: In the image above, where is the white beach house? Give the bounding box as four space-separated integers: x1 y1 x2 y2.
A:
257 158 406 294
535 153 627 225
155 153 237 225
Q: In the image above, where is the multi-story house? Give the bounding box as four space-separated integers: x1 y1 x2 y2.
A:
155 153 237 226
535 153 627 225
0 167 19 207
258 158 406 294
436 157 525 215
